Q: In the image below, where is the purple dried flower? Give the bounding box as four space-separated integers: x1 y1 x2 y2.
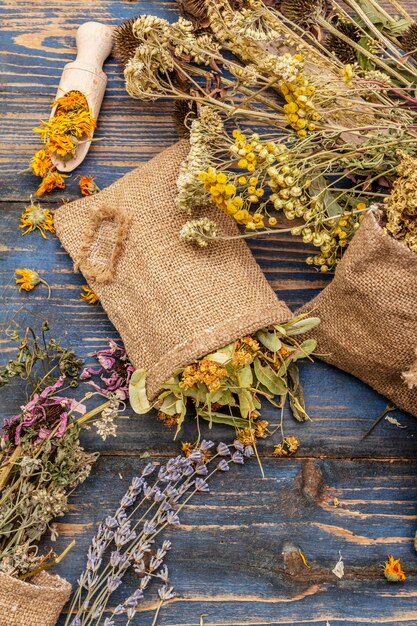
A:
143 520 157 535
105 516 118 528
142 463 156 477
70 618 82 626
195 478 209 492
217 442 230 456
157 564 169 582
112 604 125 616
126 589 144 606
217 459 230 472
81 340 134 400
106 574 122 592
189 449 204 462
120 493 136 508
195 463 208 476
162 540 172 551
103 619 115 626
150 556 163 571
200 439 215 450
158 584 176 601
233 440 245 452
244 445 255 458
231 451 244 464
167 511 180 526
139 574 151 590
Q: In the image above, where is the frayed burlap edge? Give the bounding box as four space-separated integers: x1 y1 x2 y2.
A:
0 571 71 626
75 204 131 284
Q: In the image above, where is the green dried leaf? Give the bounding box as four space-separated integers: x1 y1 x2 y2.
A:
237 389 255 418
237 364 253 388
256 329 282 352
287 363 309 422
285 316 320 336
198 411 251 429
159 392 180 416
253 358 287 396
128 368 151 414
309 175 343 218
291 339 317 362
207 343 235 363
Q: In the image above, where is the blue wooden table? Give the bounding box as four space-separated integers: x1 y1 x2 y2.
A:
1 2 417 624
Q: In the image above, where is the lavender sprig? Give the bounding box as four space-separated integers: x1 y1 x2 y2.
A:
65 440 247 626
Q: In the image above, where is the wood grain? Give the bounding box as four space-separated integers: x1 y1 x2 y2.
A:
1 1 416 624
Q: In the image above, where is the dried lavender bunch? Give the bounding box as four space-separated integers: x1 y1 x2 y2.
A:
65 440 250 626
0 326 127 579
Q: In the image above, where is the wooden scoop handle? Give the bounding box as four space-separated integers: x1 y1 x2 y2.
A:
74 22 114 72
50 21 114 173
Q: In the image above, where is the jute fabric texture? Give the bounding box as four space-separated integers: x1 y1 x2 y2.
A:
55 140 291 400
0 571 71 626
299 209 417 416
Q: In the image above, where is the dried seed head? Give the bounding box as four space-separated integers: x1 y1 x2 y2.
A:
327 19 361 64
177 0 208 20
172 100 197 137
280 0 326 26
400 22 417 60
113 18 140 68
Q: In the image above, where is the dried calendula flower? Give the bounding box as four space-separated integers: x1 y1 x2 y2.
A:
384 555 406 582
273 436 300 457
15 268 51 298
19 197 55 238
79 175 100 196
30 149 53 178
81 285 100 304
35 170 67 197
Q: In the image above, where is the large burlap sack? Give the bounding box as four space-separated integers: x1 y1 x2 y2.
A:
0 571 71 626
54 140 291 399
299 209 417 416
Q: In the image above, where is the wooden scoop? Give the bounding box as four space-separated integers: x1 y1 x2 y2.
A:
50 21 114 173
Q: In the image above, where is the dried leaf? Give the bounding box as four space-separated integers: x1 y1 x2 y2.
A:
287 363 309 422
253 358 287 396
198 411 251 429
256 328 282 352
285 316 320 336
237 389 255 418
237 363 253 388
128 369 151 414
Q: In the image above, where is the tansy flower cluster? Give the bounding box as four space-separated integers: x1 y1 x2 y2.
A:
280 55 319 137
30 90 96 196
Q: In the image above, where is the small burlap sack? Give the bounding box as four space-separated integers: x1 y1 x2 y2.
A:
54 140 290 399
0 571 71 626
299 209 417 416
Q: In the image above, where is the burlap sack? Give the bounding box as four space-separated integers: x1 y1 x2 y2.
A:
299 209 417 416
0 571 71 626
54 140 291 399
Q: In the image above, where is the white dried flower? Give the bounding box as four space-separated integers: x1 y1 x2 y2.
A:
180 218 218 247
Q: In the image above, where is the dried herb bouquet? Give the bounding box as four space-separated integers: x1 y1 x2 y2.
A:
114 0 417 271
0 322 127 626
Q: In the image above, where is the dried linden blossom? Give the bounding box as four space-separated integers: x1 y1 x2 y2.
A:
129 315 320 439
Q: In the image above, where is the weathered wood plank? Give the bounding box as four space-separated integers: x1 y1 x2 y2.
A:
47 455 417 626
